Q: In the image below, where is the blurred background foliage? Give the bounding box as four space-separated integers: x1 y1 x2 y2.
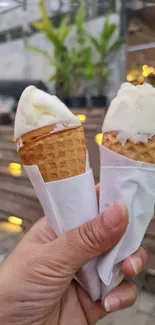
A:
28 0 123 101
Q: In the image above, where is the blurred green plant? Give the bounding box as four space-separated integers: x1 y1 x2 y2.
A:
28 0 94 97
28 0 72 97
69 0 95 95
28 0 123 99
89 15 124 94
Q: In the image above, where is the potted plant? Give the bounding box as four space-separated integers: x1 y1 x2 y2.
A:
89 15 124 108
66 1 94 108
28 0 72 100
28 0 97 108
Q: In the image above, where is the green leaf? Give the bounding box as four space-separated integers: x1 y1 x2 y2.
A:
34 0 62 47
27 45 51 60
75 5 86 27
69 48 79 64
75 3 87 45
32 20 59 47
57 16 72 42
39 0 53 30
89 36 100 52
32 21 45 32
45 30 61 47
108 37 124 53
39 0 44 5
84 65 95 80
48 74 57 82
98 41 107 58
100 15 117 44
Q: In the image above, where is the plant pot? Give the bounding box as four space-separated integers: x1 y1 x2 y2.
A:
62 96 71 107
63 96 87 109
0 113 12 125
91 95 107 108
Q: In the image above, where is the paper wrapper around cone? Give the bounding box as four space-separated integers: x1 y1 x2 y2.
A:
99 132 155 301
18 124 86 182
17 123 102 301
103 131 155 164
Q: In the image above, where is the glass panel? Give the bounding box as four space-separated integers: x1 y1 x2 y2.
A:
0 1 21 14
48 0 60 12
98 0 116 15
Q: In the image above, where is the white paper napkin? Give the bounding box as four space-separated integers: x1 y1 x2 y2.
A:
24 144 155 303
24 165 101 301
99 145 155 301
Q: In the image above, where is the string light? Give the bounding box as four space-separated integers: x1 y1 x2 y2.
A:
8 162 22 177
126 69 144 85
95 133 103 145
142 65 155 77
76 114 86 123
8 216 23 226
0 222 23 234
126 74 135 82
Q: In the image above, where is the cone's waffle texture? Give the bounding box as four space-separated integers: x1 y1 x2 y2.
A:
103 132 155 164
18 124 86 182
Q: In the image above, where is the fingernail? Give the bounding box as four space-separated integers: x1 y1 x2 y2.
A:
130 256 143 275
104 201 126 228
104 296 121 313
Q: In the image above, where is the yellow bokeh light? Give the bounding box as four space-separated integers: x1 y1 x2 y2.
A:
8 162 22 177
126 74 135 82
126 69 144 84
95 133 103 145
142 65 155 77
76 114 86 123
9 169 22 177
9 162 21 170
8 216 23 226
138 76 144 84
0 222 23 234
149 67 154 73
143 71 149 77
142 65 148 70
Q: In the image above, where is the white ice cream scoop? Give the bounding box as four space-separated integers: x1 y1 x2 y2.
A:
14 86 80 140
102 82 155 143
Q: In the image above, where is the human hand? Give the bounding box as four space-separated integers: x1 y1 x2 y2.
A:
0 201 147 325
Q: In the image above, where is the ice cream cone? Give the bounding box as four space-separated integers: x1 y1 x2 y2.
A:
18 124 86 182
102 83 155 164
14 86 86 182
102 131 155 164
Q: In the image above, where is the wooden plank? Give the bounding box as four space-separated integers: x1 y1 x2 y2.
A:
0 190 40 211
0 182 36 198
0 212 33 231
0 142 16 152
0 125 14 134
0 151 19 163
0 169 32 188
0 197 43 222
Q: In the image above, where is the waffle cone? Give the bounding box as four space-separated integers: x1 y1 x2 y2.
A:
18 124 86 182
102 132 155 164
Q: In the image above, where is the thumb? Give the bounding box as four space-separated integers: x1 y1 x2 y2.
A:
49 201 128 274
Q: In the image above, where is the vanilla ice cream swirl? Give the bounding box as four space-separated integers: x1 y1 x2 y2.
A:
103 83 155 143
14 86 81 140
